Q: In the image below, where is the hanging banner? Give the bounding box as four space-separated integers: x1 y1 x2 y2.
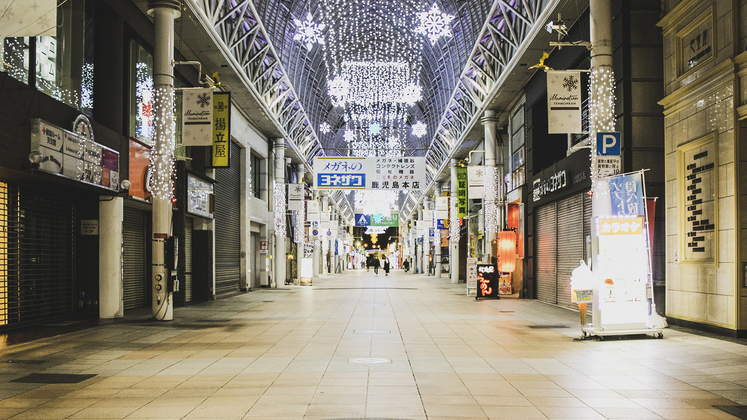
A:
313 157 426 190
354 213 399 227
467 166 485 198
0 0 56 37
456 167 468 217
435 196 449 220
547 70 582 134
287 183 304 211
182 88 214 146
211 92 231 167
608 172 645 217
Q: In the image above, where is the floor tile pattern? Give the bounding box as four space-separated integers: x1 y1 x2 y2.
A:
0 270 746 419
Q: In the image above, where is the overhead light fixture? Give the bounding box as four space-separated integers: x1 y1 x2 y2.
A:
293 12 326 50
415 3 455 45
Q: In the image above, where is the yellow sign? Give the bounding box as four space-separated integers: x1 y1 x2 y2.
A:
598 217 644 236
211 92 231 167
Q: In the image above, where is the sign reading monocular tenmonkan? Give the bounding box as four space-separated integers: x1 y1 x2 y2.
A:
313 157 426 191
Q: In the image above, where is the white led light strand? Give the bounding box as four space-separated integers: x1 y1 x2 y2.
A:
449 195 459 243
149 86 176 200
589 67 616 190
482 166 499 235
274 181 287 236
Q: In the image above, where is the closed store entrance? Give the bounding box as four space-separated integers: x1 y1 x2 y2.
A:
214 141 241 296
123 206 150 310
0 182 75 330
535 192 591 311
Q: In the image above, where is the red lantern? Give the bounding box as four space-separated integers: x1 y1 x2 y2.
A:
497 230 516 273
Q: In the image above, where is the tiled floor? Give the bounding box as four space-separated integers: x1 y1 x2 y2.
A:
1 269 746 419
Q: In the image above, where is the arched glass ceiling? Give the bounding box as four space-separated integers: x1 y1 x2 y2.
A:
252 0 494 157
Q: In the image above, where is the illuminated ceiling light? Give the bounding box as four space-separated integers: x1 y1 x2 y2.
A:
400 83 422 106
415 3 455 45
319 122 331 134
293 12 325 50
343 129 356 143
369 122 382 135
412 121 427 137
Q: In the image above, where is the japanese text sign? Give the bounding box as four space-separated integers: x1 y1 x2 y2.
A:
211 92 231 167
598 216 644 236
608 172 645 217
313 157 426 191
182 88 213 146
456 167 467 217
476 264 499 299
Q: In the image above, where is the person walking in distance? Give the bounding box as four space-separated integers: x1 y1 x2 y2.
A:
373 257 380 275
384 258 390 276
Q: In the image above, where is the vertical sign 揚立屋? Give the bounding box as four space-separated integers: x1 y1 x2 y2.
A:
211 92 231 167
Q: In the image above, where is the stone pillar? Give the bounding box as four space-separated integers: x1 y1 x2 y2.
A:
295 164 305 284
434 182 442 278
273 139 286 287
482 110 501 262
99 196 123 318
450 159 460 284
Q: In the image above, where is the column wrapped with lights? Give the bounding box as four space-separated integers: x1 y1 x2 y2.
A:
273 181 286 236
294 200 305 244
483 165 499 236
449 195 459 243
149 86 176 200
589 67 616 188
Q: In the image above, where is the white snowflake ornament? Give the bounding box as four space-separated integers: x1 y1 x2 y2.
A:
293 13 325 50
415 3 455 45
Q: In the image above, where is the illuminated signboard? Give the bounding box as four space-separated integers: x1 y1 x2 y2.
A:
475 264 499 299
596 216 649 326
31 118 119 191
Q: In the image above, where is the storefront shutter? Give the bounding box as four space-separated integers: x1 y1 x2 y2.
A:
556 194 585 310
184 217 193 303
0 183 75 329
123 207 147 309
535 203 557 304
214 141 241 296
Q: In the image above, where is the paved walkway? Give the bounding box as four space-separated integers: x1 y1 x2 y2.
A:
0 269 746 419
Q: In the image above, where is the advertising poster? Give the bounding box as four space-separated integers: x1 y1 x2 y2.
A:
596 216 649 326
313 156 426 190
476 264 499 299
547 70 582 134
182 88 213 146
466 258 478 290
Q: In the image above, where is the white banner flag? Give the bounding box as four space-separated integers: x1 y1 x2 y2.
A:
287 183 304 211
0 0 56 37
182 88 214 146
467 166 485 198
547 71 582 134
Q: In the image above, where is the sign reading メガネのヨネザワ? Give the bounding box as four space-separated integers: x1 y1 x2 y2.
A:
31 118 119 192
313 157 426 191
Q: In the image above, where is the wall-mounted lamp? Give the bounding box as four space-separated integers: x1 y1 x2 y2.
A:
28 151 43 168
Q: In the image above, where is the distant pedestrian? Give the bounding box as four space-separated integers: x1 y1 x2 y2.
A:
373 257 380 274
403 259 410 272
384 259 390 276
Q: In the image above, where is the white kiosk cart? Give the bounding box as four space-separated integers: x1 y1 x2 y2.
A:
581 171 665 340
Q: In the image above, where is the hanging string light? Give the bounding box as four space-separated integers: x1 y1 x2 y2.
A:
449 195 459 243
483 166 499 235
149 86 176 200
274 181 286 236
589 67 616 190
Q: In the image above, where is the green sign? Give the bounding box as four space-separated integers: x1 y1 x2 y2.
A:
370 213 399 226
456 167 468 217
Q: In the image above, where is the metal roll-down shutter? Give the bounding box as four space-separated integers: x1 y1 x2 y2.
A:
214 141 241 296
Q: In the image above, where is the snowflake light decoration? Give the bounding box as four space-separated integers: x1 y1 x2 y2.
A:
293 13 325 50
343 129 356 143
412 121 427 137
319 122 331 134
369 121 382 135
328 76 350 104
399 83 422 105
415 3 455 45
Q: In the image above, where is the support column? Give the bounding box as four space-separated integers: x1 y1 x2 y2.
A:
434 182 442 278
99 196 123 318
417 206 424 274
148 0 180 321
312 191 320 278
450 159 460 284
273 139 286 288
482 110 501 263
295 164 305 284
589 0 615 270
321 195 329 275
